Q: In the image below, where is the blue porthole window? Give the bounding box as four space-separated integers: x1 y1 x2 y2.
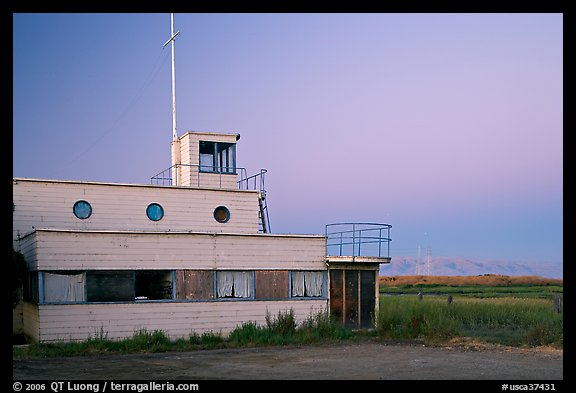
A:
146 203 164 221
213 206 230 223
73 200 92 219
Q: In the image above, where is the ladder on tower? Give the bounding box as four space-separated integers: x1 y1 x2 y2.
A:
258 191 271 233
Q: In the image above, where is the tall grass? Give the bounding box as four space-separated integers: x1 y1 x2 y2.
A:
377 295 563 347
227 308 352 347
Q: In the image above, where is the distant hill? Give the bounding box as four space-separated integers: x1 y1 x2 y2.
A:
379 274 563 286
379 256 562 279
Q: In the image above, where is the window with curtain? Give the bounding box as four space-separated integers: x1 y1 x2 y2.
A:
43 272 85 303
291 271 324 297
216 271 252 298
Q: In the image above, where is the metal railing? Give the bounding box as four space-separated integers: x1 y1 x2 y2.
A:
325 222 392 258
237 169 267 193
150 164 267 193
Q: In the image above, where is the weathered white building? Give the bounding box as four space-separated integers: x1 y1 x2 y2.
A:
13 131 391 343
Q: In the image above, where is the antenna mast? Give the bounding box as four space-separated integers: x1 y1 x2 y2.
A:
163 13 180 142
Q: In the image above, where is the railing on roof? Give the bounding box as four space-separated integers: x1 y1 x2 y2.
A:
237 169 267 194
150 164 267 193
325 223 392 258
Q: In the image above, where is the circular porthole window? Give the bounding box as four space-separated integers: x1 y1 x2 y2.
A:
73 200 92 219
146 203 164 221
213 206 230 223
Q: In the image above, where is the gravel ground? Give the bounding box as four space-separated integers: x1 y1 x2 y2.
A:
13 339 563 381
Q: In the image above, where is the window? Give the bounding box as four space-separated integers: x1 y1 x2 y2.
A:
213 206 230 223
255 270 289 299
43 272 85 303
146 203 164 221
23 272 39 303
199 141 236 174
135 270 173 300
86 271 135 302
85 270 174 302
73 200 92 219
216 271 252 299
291 271 324 298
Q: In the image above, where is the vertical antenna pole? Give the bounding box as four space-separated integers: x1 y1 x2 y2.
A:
163 13 180 142
170 13 178 142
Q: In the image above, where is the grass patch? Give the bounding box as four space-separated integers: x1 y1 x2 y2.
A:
13 309 352 358
377 295 563 347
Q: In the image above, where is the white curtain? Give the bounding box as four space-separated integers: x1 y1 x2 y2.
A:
217 271 251 298
217 271 234 297
292 271 323 297
44 272 85 303
291 271 305 297
233 271 251 298
304 271 323 297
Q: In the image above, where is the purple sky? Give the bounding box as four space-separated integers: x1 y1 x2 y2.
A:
12 13 563 277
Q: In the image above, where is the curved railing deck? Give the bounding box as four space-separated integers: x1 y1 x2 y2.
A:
325 222 392 259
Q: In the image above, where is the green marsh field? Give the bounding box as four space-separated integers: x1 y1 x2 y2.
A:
377 275 563 347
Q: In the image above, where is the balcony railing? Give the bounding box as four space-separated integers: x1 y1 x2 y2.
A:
325 222 392 258
150 164 267 193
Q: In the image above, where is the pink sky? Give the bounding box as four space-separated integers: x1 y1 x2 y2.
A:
13 13 563 276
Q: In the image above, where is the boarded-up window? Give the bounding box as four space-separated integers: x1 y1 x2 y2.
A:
135 271 173 300
255 270 289 299
87 271 134 302
329 270 344 322
43 272 85 303
216 271 252 298
176 270 214 300
345 270 359 328
359 270 376 329
291 271 324 297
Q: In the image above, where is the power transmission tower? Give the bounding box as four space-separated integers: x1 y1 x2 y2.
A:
425 246 432 275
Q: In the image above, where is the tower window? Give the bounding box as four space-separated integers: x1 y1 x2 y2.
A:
199 141 236 174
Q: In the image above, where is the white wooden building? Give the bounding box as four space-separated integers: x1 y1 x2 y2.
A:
13 131 391 343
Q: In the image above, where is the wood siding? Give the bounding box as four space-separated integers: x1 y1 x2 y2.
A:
13 178 261 250
22 302 40 342
197 173 238 190
25 230 326 271
19 234 37 271
34 300 327 343
13 303 23 334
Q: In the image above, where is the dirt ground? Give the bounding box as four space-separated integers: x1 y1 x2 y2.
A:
13 339 563 381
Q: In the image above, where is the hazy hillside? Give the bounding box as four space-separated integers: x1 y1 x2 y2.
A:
379 274 563 286
379 256 562 279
